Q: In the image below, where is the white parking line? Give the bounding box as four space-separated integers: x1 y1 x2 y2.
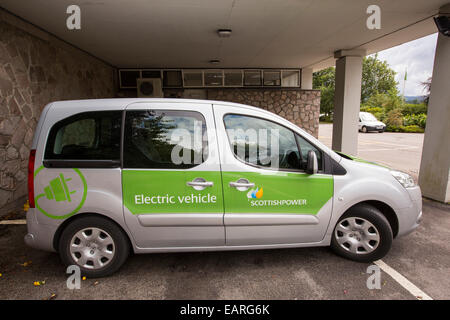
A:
375 260 433 300
0 219 26 225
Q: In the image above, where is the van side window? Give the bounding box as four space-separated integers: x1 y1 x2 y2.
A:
295 134 323 171
223 114 302 171
123 110 208 169
44 111 121 161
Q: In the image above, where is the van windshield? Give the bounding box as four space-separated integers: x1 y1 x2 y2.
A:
360 113 377 122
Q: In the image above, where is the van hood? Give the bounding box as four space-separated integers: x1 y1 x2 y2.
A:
335 151 389 169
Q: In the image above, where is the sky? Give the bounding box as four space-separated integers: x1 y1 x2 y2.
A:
372 33 438 97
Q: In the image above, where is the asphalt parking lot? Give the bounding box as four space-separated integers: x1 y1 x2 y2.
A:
319 123 423 180
0 125 448 300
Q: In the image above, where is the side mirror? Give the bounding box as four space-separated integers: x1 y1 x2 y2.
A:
306 150 318 174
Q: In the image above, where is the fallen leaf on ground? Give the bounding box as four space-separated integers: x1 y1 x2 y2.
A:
20 261 32 267
33 280 46 286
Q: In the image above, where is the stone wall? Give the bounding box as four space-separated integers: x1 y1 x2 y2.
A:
0 11 116 216
118 87 321 136
206 89 321 137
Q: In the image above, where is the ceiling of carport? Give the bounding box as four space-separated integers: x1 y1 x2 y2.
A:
0 0 446 70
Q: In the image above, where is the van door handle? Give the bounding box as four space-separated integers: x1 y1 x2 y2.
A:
229 178 255 191
187 178 213 191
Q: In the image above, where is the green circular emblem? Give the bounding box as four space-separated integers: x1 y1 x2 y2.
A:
34 166 88 220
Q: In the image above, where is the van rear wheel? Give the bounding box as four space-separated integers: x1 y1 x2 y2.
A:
331 204 393 262
58 216 130 278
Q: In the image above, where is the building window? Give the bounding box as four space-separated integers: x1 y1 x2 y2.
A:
263 70 281 86
163 70 183 87
119 70 140 88
183 70 203 87
119 68 301 89
204 70 223 86
141 70 161 78
224 70 243 86
244 70 262 86
281 70 300 87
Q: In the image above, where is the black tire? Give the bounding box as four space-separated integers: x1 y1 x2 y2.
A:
331 204 393 262
378 130 384 133
362 126 368 133
58 215 130 278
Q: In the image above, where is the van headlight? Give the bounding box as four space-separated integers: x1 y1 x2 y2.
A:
390 170 415 188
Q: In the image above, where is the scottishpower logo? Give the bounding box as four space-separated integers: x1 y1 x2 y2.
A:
246 185 308 207
247 187 263 199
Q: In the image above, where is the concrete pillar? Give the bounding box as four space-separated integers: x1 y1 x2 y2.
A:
418 30 450 202
332 49 366 155
301 67 313 90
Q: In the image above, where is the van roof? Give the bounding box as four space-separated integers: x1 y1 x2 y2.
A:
49 98 258 111
48 98 285 122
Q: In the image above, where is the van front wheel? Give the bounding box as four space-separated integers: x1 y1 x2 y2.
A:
331 204 393 262
58 216 130 278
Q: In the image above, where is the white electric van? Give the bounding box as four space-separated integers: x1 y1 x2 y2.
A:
26 99 422 277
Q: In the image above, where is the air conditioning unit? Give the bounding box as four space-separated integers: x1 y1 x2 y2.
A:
137 78 163 98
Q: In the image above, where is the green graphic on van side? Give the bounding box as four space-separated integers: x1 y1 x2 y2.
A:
34 166 88 219
123 170 333 215
222 172 333 215
122 170 224 214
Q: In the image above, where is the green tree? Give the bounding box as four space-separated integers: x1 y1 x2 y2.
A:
313 67 335 116
364 89 402 112
421 77 432 105
361 54 398 102
313 55 398 115
313 67 335 89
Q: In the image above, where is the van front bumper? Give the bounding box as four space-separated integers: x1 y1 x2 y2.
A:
396 186 422 237
24 208 57 252
365 125 385 132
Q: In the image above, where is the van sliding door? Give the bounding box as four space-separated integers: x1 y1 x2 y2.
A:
121 102 225 249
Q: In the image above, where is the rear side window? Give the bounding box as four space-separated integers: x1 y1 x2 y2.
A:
45 111 122 161
123 110 208 169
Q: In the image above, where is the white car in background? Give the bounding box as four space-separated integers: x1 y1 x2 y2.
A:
359 112 386 133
